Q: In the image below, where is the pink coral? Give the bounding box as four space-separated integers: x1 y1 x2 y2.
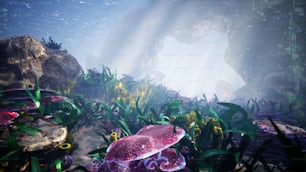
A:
104 124 186 172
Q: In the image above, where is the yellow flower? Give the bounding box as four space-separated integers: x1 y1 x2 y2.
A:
213 126 222 134
118 82 123 89
189 110 198 122
170 115 176 122
194 125 201 135
121 89 128 96
130 100 136 107
140 91 145 97
114 82 123 89
184 114 191 123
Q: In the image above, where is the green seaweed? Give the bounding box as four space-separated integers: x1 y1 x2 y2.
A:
41 36 63 50
55 159 62 172
0 150 18 163
31 156 41 172
25 79 45 116
268 116 306 171
14 121 41 135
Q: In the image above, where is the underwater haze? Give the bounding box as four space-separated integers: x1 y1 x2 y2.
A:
1 0 306 172
0 0 248 98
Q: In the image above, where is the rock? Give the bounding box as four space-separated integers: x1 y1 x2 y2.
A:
16 119 67 152
0 35 84 93
225 0 306 102
240 113 306 164
70 125 106 166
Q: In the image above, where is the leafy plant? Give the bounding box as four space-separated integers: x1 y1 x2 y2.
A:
14 121 41 135
25 79 44 116
41 36 63 50
31 156 41 172
172 102 258 172
267 116 306 171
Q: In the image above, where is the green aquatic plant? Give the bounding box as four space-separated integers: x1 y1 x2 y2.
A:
80 86 295 172
25 80 81 128
71 95 99 127
84 97 183 163
77 67 117 101
25 79 44 116
31 156 41 172
14 121 41 135
79 83 260 171
267 116 306 171
236 138 279 172
172 102 258 172
0 134 19 163
246 98 260 114
71 66 306 171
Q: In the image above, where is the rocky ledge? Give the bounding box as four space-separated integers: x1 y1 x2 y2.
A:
0 35 84 93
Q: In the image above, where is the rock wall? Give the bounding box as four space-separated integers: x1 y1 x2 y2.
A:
225 0 306 103
0 35 84 93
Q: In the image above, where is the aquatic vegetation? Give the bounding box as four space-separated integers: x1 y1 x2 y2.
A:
25 79 44 115
82 93 266 171
79 66 117 101
169 102 258 172
0 84 78 171
112 80 152 108
1 63 305 172
41 36 63 50
267 116 306 171
0 134 19 170
75 76 273 171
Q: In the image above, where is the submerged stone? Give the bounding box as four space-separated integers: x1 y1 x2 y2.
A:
16 119 67 152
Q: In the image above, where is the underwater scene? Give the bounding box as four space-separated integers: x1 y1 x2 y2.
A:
0 0 305 172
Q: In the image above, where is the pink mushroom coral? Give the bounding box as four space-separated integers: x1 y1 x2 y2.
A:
0 111 19 129
136 125 185 146
104 124 185 172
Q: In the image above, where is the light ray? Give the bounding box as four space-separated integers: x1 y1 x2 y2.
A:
108 1 172 78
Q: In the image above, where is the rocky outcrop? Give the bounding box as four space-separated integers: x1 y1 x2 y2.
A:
225 0 306 103
0 35 83 93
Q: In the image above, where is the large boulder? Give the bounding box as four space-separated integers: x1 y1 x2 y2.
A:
0 35 84 93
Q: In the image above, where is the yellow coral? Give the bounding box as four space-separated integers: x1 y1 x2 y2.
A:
184 114 224 145
184 114 191 123
194 125 201 135
112 82 153 109
115 82 123 90
170 115 177 122
130 100 136 107
58 143 71 150
110 132 118 143
189 110 198 122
